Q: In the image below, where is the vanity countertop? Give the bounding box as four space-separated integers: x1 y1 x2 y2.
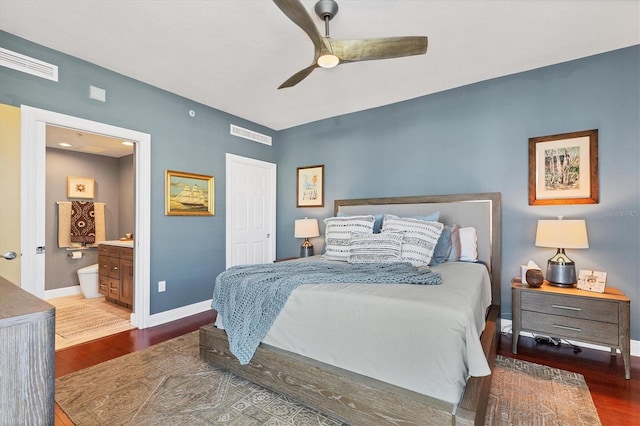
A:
98 239 134 248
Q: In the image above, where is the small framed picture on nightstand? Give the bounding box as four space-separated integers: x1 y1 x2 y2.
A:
577 269 607 293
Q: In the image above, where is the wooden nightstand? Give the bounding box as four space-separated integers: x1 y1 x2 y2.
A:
512 277 631 379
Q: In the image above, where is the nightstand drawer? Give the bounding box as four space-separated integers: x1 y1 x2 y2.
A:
521 311 620 346
521 291 618 323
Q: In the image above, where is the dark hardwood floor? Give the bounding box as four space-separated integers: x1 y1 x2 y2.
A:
498 332 639 426
55 312 638 425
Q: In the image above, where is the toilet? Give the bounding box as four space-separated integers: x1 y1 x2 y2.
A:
77 264 101 298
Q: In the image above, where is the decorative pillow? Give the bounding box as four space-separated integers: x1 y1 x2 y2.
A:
430 224 461 265
448 225 461 262
338 212 384 233
337 212 438 233
372 214 384 233
412 211 441 222
323 215 375 261
348 231 404 264
381 215 444 266
459 226 478 262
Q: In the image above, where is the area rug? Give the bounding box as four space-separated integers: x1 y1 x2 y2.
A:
55 331 601 425
55 303 133 340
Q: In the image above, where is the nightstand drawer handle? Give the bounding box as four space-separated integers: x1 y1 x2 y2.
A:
552 324 582 332
552 304 581 311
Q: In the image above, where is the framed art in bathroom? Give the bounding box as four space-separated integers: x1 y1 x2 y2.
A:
67 176 95 199
165 170 214 216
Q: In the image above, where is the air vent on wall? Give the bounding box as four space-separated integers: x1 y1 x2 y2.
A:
0 47 58 82
230 124 272 146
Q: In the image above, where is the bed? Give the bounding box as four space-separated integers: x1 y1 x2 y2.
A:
200 192 501 425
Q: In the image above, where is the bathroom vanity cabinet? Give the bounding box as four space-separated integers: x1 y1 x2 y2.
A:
98 242 134 308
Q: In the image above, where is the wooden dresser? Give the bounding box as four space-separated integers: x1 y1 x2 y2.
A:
512 278 631 379
0 276 55 425
99 243 134 307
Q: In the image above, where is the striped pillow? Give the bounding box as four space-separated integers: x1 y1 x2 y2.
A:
323 215 375 261
348 231 404 264
381 215 444 266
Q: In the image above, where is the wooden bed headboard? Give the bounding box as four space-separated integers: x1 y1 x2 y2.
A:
335 192 501 306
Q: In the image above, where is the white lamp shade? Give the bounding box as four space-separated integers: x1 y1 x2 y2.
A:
294 218 320 238
535 219 589 249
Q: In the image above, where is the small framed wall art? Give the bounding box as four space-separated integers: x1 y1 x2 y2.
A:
297 165 324 207
528 129 598 205
67 176 95 199
165 170 214 216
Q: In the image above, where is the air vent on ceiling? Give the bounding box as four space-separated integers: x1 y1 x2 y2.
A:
230 124 272 146
0 47 58 82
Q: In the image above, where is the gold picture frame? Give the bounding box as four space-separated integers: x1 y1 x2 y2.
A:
165 170 214 216
528 129 598 205
297 165 324 207
67 176 95 199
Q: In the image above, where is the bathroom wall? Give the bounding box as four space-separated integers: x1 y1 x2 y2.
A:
118 154 134 238
45 147 134 291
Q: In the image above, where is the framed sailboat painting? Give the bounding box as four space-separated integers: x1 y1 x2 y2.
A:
165 170 214 216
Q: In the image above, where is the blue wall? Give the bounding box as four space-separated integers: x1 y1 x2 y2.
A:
0 31 278 314
275 46 640 339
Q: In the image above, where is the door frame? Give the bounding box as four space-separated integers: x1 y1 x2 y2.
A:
20 105 152 328
225 153 277 268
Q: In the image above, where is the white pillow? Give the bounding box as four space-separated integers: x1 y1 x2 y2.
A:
381 214 443 266
348 231 404 264
459 227 478 262
323 215 375 261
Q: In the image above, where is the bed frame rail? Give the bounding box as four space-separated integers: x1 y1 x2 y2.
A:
200 324 455 425
200 303 499 426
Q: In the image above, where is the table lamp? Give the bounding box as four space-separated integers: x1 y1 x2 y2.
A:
535 216 589 287
295 218 320 257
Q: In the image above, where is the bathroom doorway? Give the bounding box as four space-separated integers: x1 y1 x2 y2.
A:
20 106 152 329
45 126 136 348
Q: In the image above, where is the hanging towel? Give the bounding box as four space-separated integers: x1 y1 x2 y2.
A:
58 202 106 248
70 201 96 243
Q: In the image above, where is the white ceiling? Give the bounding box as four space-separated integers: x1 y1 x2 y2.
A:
1 1 638 131
46 124 134 158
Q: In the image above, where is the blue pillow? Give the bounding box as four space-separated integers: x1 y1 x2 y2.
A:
413 211 440 222
430 224 461 265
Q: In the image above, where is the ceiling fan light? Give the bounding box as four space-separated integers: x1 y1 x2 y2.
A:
317 54 339 68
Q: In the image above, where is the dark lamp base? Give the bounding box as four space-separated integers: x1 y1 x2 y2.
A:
300 245 314 258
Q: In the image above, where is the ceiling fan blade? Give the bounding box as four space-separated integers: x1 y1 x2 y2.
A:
273 0 324 54
332 36 428 63
278 63 319 89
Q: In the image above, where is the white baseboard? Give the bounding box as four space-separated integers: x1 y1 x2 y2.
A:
44 285 81 299
143 299 213 329
500 318 639 358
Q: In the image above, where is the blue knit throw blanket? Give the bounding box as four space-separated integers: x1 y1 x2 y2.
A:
213 260 442 365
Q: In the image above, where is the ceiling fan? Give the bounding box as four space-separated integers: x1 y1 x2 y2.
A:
273 0 428 89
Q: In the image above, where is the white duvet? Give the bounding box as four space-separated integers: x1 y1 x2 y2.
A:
218 260 492 405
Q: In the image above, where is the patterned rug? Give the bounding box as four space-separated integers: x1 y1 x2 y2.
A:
55 303 132 339
55 331 601 425
486 357 601 425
